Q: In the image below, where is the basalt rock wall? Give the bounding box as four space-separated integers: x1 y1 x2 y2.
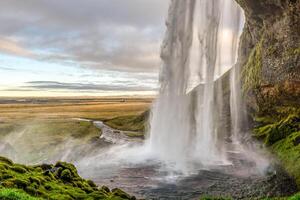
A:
236 0 300 187
235 0 300 114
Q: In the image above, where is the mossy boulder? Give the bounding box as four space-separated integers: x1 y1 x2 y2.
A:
11 165 28 174
0 157 135 200
0 157 13 166
60 169 72 182
112 188 134 200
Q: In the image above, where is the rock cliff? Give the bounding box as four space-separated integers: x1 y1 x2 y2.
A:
236 0 300 187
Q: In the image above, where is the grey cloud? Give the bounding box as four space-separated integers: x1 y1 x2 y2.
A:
0 66 15 71
0 0 169 72
24 81 157 92
1 88 37 92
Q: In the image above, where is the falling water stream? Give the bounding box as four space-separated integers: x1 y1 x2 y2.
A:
146 0 250 173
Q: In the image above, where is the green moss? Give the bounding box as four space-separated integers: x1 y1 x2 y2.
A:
294 48 300 55
288 193 300 200
54 162 79 177
0 188 42 200
111 188 132 199
87 180 97 188
11 178 30 189
253 107 300 188
60 169 72 182
254 114 300 146
266 45 277 56
0 157 13 166
242 38 263 93
11 165 28 174
0 158 135 200
272 131 300 187
285 47 300 57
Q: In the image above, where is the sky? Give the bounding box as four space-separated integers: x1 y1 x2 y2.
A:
0 0 170 97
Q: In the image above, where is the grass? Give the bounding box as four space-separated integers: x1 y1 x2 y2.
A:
0 157 135 200
0 97 152 122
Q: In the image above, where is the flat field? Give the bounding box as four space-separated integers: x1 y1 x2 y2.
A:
0 97 153 164
0 97 153 122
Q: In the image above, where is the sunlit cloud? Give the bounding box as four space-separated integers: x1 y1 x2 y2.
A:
0 38 33 57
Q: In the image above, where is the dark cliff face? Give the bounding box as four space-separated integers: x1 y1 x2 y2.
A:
236 0 300 114
236 0 300 187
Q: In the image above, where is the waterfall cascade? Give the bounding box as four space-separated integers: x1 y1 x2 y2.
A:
146 0 267 174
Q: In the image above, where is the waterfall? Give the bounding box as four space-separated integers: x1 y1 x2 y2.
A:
146 0 246 173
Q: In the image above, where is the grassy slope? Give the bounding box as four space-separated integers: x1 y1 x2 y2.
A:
104 110 149 137
0 157 135 200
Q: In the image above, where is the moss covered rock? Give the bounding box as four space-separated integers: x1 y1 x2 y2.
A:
0 158 135 200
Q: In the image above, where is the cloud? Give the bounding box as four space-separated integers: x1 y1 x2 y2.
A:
0 66 15 71
0 38 33 57
19 81 158 92
0 0 169 72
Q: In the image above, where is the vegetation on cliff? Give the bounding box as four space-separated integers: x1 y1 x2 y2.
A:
253 108 300 187
0 156 135 200
242 36 263 94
